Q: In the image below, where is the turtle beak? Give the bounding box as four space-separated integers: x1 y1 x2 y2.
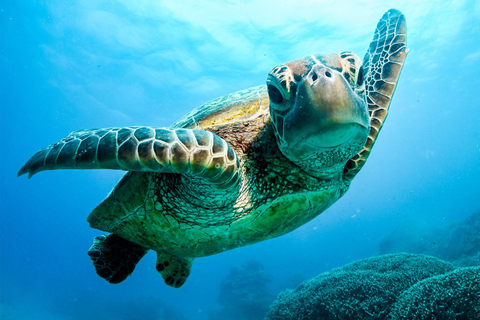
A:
282 64 370 160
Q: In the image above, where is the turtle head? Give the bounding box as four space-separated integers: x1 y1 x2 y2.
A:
267 52 370 177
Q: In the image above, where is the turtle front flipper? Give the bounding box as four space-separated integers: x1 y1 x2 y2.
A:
87 234 149 284
155 252 193 288
344 9 408 181
18 126 240 189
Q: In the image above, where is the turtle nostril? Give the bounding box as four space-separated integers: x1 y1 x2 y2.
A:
311 72 318 82
325 70 332 78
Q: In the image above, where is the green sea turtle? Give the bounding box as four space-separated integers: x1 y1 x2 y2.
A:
18 9 407 288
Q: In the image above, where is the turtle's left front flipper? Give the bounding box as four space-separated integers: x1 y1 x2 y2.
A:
344 9 408 181
18 126 240 189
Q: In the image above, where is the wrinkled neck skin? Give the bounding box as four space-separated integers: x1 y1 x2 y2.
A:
276 116 368 182
284 143 362 182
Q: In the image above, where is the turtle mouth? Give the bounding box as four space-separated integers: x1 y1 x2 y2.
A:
290 122 369 158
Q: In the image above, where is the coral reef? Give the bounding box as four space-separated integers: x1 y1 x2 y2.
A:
209 260 274 320
265 253 456 320
380 210 480 267
388 266 480 319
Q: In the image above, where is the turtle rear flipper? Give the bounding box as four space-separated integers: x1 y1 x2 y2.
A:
156 252 193 288
87 234 149 284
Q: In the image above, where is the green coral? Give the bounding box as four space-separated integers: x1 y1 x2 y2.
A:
265 253 456 320
388 266 480 319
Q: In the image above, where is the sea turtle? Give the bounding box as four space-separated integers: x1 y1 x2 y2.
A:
18 9 407 288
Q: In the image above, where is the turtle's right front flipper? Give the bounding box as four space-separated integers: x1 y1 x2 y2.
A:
18 126 240 188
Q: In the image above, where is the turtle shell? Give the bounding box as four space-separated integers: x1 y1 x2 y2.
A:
172 85 268 129
87 85 273 240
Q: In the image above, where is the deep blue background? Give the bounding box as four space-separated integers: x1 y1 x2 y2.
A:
1 1 479 319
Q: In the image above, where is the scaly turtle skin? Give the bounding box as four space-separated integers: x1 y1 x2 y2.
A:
18 9 408 288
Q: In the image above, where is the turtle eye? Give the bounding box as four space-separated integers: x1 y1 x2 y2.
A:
267 65 294 111
268 85 284 104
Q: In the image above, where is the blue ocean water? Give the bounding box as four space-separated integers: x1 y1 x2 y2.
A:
1 1 479 319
